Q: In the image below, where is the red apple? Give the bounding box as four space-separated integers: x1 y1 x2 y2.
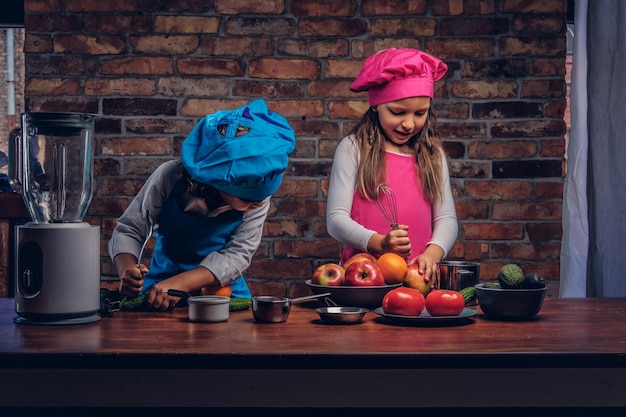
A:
403 264 432 297
344 259 385 287
312 263 345 286
342 252 377 271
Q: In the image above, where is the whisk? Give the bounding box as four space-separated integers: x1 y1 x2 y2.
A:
374 184 399 230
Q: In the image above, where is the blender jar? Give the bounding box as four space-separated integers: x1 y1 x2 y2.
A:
9 112 95 223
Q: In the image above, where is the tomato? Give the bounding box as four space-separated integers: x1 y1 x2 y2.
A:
424 289 465 316
382 287 425 316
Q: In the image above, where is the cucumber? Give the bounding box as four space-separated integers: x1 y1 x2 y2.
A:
460 286 476 305
120 294 148 311
118 294 252 312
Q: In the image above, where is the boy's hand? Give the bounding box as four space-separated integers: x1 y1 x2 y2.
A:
119 264 147 297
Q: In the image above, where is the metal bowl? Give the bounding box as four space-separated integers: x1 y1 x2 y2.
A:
475 283 547 320
305 279 401 308
315 306 368 325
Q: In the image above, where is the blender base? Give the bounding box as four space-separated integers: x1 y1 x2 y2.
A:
14 314 101 326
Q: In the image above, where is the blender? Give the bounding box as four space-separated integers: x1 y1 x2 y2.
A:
8 112 101 325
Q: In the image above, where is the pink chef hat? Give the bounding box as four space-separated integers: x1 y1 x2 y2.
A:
350 48 448 106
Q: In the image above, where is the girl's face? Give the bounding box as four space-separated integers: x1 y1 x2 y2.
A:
376 96 431 147
218 190 265 211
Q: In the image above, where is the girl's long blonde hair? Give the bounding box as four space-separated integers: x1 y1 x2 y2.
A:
352 107 446 203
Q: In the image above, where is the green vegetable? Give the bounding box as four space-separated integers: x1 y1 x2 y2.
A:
229 297 251 311
108 291 252 312
482 281 501 289
120 294 148 311
460 286 476 304
498 263 525 289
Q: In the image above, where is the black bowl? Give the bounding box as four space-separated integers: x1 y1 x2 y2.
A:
305 280 401 309
475 283 547 320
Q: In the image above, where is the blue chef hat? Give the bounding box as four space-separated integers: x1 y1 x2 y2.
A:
181 99 296 202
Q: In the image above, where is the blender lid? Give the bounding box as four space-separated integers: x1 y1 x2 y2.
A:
23 112 96 136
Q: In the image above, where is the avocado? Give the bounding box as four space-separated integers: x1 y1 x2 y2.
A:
497 263 525 289
522 272 545 289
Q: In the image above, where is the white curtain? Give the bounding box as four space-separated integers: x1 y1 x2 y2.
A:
560 0 588 297
561 0 626 297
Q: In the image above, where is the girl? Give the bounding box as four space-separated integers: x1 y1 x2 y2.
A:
109 99 295 310
326 48 458 282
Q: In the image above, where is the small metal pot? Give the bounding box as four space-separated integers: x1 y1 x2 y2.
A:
437 261 480 290
251 293 330 323
167 289 229 323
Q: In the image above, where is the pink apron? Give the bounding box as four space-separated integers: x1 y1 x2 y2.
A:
341 152 432 264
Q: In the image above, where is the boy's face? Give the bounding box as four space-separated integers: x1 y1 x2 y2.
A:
218 190 265 211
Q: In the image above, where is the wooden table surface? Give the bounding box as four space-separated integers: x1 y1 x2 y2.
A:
1 296 626 410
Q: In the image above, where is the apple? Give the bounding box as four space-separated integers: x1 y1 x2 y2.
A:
344 259 385 287
312 263 345 286
403 264 432 297
342 252 377 271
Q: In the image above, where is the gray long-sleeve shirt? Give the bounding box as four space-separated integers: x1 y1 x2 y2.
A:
108 160 269 286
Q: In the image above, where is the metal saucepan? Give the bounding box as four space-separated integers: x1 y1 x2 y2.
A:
167 289 230 323
251 293 331 323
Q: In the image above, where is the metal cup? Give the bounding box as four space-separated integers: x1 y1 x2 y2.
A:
437 261 480 305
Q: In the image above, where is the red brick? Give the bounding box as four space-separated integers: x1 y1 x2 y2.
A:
451 80 517 99
155 16 220 34
25 78 81 95
298 19 367 37
201 37 273 56
462 222 525 240
469 140 537 159
249 58 320 79
54 34 125 54
225 18 295 36
101 57 173 75
85 78 156 96
278 39 349 58
130 35 199 54
493 202 561 221
65 0 138 12
216 0 284 14
465 181 534 200
362 0 427 15
291 1 356 17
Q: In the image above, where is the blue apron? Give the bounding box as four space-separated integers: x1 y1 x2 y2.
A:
140 180 251 298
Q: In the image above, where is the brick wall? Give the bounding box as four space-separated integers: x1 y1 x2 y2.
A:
21 0 568 298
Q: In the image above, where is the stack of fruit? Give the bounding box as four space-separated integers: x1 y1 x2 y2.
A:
312 252 410 287
312 252 471 317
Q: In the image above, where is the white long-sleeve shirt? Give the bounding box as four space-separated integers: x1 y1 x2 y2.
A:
326 135 458 260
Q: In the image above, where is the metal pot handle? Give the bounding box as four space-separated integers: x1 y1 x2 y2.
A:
8 128 23 192
455 270 475 288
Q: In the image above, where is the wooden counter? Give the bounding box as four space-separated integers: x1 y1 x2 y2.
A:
0 296 625 412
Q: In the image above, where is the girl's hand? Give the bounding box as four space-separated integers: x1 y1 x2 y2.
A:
119 263 148 297
408 245 445 282
382 224 411 257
